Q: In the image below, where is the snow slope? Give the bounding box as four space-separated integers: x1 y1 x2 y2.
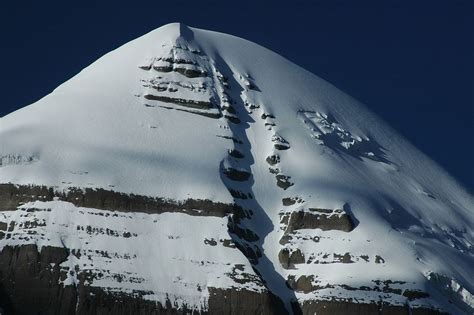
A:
0 23 472 314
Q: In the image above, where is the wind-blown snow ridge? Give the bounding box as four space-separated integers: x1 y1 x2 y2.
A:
0 23 472 314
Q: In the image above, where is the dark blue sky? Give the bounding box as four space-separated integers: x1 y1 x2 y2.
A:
0 1 472 191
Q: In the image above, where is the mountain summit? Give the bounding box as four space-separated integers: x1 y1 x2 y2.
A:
0 23 472 314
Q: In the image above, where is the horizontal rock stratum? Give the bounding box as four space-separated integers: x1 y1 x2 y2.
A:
0 23 472 314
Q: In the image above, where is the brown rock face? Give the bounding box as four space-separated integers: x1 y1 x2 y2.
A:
278 248 305 269
208 287 287 315
144 94 213 109
296 300 447 315
266 154 280 166
286 275 315 293
276 175 294 190
299 300 406 315
284 209 355 233
0 244 76 315
222 168 251 181
0 184 234 217
0 184 55 210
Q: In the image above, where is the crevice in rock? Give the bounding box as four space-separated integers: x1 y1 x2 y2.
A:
214 53 299 314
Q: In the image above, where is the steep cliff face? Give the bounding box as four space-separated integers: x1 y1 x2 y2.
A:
0 23 472 314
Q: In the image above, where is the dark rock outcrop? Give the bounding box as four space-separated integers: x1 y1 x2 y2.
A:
153 65 173 73
333 252 354 264
281 197 303 206
276 175 294 190
229 189 251 199
224 114 241 124
274 143 290 150
261 113 275 120
144 94 213 109
223 168 251 182
278 248 305 269
0 244 76 315
228 149 244 159
296 300 447 315
283 208 355 233
282 198 296 206
208 287 287 315
286 275 315 293
266 154 280 165
174 67 207 78
0 184 235 217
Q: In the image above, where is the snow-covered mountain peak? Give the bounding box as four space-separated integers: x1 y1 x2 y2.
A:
0 23 472 314
141 22 200 54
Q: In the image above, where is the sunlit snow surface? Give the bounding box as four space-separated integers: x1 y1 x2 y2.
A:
0 23 472 313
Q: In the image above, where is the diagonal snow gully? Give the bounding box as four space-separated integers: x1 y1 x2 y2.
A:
214 54 299 314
